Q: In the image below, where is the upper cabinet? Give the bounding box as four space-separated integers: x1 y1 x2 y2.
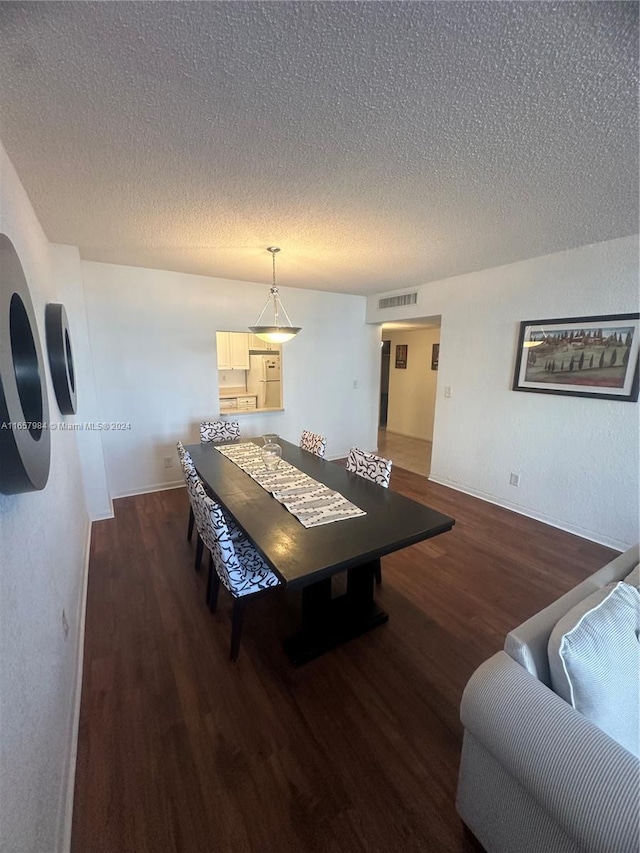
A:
216 331 250 370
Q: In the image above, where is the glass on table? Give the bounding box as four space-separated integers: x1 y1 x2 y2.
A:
261 434 282 470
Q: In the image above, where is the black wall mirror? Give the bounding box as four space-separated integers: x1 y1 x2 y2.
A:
46 303 77 415
0 233 51 493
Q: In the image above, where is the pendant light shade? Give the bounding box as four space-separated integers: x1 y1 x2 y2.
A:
249 247 301 343
523 327 546 348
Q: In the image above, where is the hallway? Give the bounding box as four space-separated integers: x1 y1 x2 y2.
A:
377 429 432 478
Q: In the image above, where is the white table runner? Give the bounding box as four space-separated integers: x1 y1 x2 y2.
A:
214 442 366 528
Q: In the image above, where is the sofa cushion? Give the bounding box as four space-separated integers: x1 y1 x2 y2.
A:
548 581 640 757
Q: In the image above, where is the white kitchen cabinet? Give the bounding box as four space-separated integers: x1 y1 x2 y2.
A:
230 332 250 369
216 332 250 370
237 395 257 410
216 332 231 369
219 394 257 412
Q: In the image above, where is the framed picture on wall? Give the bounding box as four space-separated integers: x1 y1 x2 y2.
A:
512 313 640 401
431 343 439 370
395 344 408 369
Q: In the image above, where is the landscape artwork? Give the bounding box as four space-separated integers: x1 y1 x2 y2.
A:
512 313 640 401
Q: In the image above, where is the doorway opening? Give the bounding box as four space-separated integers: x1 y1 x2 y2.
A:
378 318 441 478
379 340 390 427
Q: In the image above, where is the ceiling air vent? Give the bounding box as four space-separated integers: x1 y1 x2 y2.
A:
378 292 418 310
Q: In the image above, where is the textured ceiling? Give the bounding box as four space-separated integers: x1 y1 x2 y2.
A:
0 1 637 295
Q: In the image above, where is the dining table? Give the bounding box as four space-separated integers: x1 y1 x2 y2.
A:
185 438 455 664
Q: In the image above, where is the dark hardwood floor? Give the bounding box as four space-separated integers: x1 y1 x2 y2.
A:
72 466 616 853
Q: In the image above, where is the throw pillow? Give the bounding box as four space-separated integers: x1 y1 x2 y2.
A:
548 581 640 757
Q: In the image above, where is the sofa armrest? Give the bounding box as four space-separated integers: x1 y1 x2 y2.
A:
460 651 639 853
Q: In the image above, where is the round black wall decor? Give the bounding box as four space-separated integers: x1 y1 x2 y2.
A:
46 303 77 415
0 233 51 493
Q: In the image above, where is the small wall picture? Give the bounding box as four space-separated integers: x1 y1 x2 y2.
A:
395 344 408 369
431 343 440 370
512 313 640 401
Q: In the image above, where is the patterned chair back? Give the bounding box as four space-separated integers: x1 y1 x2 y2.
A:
300 430 327 458
189 488 238 592
177 442 203 505
200 420 241 443
191 487 277 597
346 447 392 488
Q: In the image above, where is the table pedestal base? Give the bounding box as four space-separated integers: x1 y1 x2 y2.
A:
284 560 388 665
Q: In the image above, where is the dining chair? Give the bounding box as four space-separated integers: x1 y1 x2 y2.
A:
346 447 393 488
299 429 327 458
190 484 281 661
200 420 241 443
177 441 243 572
183 421 240 544
176 441 197 542
346 447 393 584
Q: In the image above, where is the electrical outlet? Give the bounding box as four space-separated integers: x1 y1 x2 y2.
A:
353 379 359 389
444 386 452 398
62 609 69 639
164 456 173 468
510 473 520 487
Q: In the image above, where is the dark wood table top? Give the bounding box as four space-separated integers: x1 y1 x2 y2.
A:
186 438 455 589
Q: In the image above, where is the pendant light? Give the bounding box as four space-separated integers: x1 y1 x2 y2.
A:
249 247 301 343
523 327 546 348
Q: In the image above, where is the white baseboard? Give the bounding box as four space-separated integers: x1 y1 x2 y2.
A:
91 510 115 521
110 479 184 499
325 451 349 462
60 521 92 852
427 474 629 552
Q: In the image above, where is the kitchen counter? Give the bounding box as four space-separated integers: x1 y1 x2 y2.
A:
219 407 284 416
219 387 249 399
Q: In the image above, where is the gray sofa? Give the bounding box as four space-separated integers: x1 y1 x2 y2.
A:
456 544 640 853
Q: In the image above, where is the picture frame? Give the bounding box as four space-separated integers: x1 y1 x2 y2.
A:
431 343 439 371
395 344 408 369
512 313 640 401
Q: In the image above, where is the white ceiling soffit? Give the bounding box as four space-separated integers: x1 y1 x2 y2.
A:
382 317 441 332
0 2 637 296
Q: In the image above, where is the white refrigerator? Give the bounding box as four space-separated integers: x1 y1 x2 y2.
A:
246 354 282 408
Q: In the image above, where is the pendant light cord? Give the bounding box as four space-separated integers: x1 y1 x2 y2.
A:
271 250 279 327
249 246 299 336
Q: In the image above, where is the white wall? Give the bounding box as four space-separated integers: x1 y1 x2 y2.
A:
50 245 111 520
0 145 90 851
80 261 380 498
367 236 639 550
383 328 440 441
